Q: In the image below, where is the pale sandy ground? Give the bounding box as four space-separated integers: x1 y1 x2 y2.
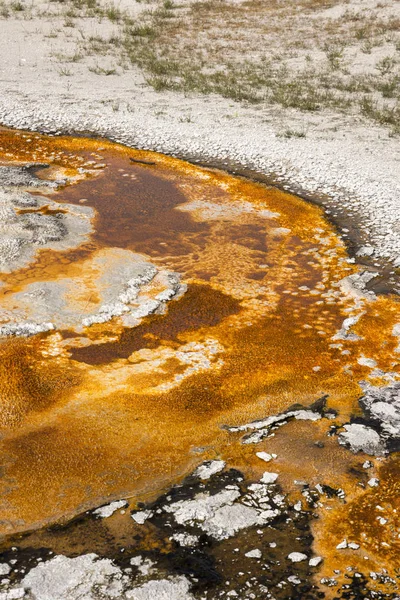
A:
0 0 399 278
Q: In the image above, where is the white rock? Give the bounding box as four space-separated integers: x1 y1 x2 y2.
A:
244 549 262 559
294 410 322 421
194 460 225 480
93 500 127 519
129 556 154 576
255 452 273 462
126 576 195 600
338 424 385 456
377 517 387 525
357 356 377 368
0 564 11 576
356 245 374 257
131 510 153 524
170 533 199 547
19 554 123 600
309 556 323 567
203 503 270 540
288 552 307 563
368 478 379 487
348 542 360 550
164 488 274 540
336 540 348 549
260 472 278 484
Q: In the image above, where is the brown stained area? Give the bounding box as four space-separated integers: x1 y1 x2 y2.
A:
0 128 399 593
312 454 400 596
70 284 241 364
58 158 210 258
0 337 81 429
15 205 67 216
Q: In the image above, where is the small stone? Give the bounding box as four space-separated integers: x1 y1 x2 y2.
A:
348 542 360 550
368 478 379 487
356 245 374 257
245 549 262 559
256 452 273 462
0 563 11 576
288 552 307 563
131 510 153 524
377 517 387 525
336 540 348 549
194 460 225 480
260 472 278 484
309 556 323 567
93 500 127 519
357 356 377 368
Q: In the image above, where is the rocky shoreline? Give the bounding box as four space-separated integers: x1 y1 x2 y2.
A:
0 94 399 296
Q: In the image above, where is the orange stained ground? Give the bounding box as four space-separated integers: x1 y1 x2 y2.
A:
0 128 398 589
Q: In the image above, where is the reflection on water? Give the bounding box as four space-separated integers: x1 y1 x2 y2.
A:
0 128 398 594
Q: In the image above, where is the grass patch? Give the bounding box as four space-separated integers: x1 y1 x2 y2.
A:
0 1 10 18
57 66 72 76
361 96 400 134
54 51 83 62
278 129 307 138
88 64 117 75
11 1 25 11
24 0 400 132
105 4 123 22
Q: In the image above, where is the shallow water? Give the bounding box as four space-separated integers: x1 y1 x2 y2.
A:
0 128 398 596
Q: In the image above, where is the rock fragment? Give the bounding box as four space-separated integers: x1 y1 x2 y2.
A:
93 500 127 519
260 472 278 484
194 460 225 480
245 549 262 559
131 510 153 525
338 424 385 456
288 552 307 563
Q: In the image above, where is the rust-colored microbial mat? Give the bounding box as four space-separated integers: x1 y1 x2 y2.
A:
0 128 398 598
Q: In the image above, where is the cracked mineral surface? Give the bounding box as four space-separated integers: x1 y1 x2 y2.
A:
0 128 398 599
